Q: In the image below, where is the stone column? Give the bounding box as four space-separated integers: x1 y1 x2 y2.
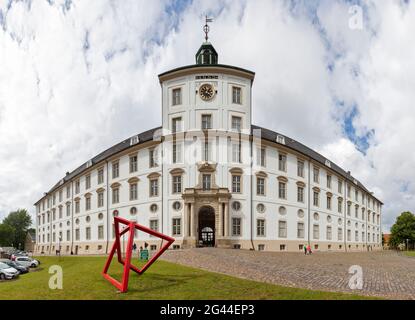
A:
224 203 229 237
218 203 223 238
190 203 195 238
183 203 188 238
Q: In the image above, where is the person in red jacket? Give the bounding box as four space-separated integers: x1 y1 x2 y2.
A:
306 245 312 255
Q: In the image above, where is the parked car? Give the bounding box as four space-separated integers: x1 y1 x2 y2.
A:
14 256 39 268
0 262 19 280
0 259 29 274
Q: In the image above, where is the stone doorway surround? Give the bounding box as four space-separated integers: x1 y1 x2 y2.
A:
182 161 231 248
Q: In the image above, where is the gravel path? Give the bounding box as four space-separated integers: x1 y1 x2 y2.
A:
161 248 415 300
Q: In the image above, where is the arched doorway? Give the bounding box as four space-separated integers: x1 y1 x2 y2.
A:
198 206 215 247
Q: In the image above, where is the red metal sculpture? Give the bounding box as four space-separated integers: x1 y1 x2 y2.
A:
102 216 175 293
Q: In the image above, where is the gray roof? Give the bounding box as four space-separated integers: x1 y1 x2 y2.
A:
35 125 382 205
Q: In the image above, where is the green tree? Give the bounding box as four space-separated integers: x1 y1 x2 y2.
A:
2 209 32 249
0 223 15 246
390 211 415 249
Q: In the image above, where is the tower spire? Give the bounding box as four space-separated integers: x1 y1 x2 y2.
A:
203 15 213 42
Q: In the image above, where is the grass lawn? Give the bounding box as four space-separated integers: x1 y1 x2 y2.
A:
0 256 374 300
404 251 415 257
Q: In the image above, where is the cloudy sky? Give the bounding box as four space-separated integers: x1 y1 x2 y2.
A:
0 0 414 231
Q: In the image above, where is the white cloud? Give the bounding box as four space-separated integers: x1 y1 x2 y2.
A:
0 0 414 232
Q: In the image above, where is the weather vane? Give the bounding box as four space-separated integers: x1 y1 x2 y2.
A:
203 15 213 42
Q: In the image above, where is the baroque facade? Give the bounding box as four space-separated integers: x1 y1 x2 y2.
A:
34 37 382 255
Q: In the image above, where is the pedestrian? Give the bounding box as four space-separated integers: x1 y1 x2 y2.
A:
133 243 137 252
303 245 307 255
307 244 312 255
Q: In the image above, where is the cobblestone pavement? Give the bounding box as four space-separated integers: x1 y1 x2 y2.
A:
161 248 415 299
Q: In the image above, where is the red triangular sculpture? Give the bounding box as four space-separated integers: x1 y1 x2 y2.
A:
102 216 175 293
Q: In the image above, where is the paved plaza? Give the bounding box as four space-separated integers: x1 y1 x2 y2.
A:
162 248 415 299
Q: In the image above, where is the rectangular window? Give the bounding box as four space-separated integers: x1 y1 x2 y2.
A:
75 201 80 214
85 175 91 189
172 142 182 164
172 88 182 106
327 175 332 189
355 190 359 202
150 220 159 233
347 185 351 198
66 204 70 217
347 229 351 242
338 180 343 193
257 147 266 167
66 230 70 241
278 221 287 238
327 196 332 210
172 218 181 236
232 175 241 193
172 117 182 133
203 141 211 161
86 227 91 240
313 224 320 240
297 186 304 203
313 167 319 183
355 206 359 218
231 116 242 132
149 148 158 168
232 86 242 104
201 114 212 130
278 154 287 172
59 206 63 219
202 174 211 191
172 176 182 194
313 191 319 207
130 183 138 200
347 203 351 216
98 225 104 240
150 179 159 197
75 229 80 241
85 197 91 211
74 181 80 194
232 143 241 163
257 177 265 196
256 219 265 237
297 222 305 238
112 162 119 179
112 188 119 204
97 193 104 208
355 230 359 242
129 155 138 173
59 190 63 202
327 226 332 240
337 228 343 241
278 182 286 199
66 186 70 198
98 168 104 184
338 198 343 213
232 218 241 236
297 160 304 177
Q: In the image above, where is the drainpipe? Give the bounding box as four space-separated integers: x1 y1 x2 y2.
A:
250 133 255 251
71 180 74 255
105 160 109 254
344 180 347 252
307 159 311 246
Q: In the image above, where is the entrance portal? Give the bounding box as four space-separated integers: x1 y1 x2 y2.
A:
198 206 215 247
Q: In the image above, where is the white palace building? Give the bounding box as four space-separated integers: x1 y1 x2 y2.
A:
34 31 382 255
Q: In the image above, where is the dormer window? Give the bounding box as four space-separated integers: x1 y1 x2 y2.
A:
277 135 285 145
232 86 242 104
130 135 139 146
325 160 331 168
86 160 92 168
172 88 182 106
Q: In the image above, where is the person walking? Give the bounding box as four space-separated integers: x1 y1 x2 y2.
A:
303 244 307 255
307 244 312 255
